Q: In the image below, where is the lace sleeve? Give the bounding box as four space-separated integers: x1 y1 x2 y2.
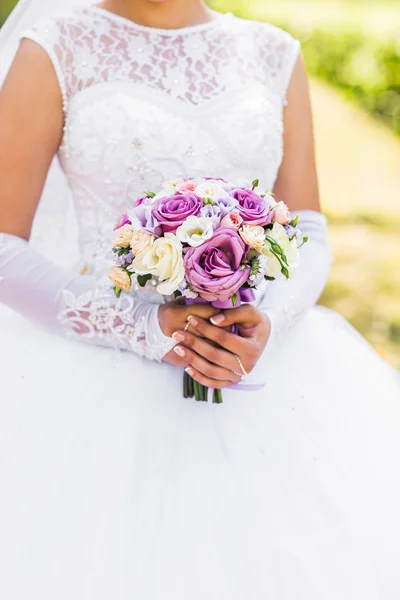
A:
0 234 176 362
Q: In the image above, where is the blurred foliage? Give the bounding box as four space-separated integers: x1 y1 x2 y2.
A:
300 31 400 136
0 0 17 24
210 0 400 137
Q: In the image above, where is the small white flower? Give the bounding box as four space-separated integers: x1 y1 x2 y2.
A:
153 178 184 200
176 215 214 247
249 254 268 288
194 182 230 202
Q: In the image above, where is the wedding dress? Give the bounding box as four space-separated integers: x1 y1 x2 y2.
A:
0 7 400 599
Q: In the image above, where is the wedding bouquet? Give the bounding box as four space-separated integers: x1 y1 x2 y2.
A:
109 177 307 403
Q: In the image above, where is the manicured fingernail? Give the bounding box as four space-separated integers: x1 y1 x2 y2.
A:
185 367 194 376
210 314 225 325
172 332 185 342
174 346 185 357
187 315 198 327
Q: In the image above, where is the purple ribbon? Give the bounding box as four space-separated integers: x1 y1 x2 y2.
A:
185 287 255 309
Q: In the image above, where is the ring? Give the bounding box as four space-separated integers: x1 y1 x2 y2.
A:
234 354 248 380
184 321 190 332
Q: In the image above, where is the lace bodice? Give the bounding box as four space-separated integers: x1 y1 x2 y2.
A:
22 7 300 278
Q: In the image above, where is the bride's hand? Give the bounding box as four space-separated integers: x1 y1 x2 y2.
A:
170 305 271 388
160 301 220 367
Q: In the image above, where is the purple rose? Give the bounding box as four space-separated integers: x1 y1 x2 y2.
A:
114 213 131 231
184 227 250 302
152 193 203 234
230 188 272 226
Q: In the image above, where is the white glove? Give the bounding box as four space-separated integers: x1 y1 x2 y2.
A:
0 234 175 362
257 210 333 346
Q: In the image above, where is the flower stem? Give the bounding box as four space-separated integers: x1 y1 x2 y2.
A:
183 371 189 399
193 380 201 401
188 374 194 398
213 389 223 404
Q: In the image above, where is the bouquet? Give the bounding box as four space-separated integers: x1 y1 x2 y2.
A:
109 177 307 403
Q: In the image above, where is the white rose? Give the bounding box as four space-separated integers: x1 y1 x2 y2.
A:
113 224 133 248
130 229 155 256
176 216 214 247
131 233 185 295
239 224 265 252
194 182 230 202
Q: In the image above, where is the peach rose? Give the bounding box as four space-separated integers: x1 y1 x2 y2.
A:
273 201 291 225
130 229 155 256
220 213 243 230
108 266 132 293
113 224 134 248
176 180 197 193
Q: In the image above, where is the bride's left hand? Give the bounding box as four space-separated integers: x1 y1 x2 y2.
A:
171 305 271 388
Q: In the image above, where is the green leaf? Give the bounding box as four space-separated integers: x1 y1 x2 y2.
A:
232 293 238 307
114 286 122 298
251 178 259 191
137 274 152 287
264 275 275 281
144 190 156 198
174 290 183 299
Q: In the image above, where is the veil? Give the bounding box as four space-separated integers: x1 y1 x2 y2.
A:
0 0 97 268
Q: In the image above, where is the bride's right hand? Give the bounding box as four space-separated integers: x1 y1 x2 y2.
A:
159 301 219 367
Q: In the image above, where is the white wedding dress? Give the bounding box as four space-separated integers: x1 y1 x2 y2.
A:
1 7 400 599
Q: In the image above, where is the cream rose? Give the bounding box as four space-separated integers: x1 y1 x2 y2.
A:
131 233 185 295
130 229 155 256
176 215 214 247
194 182 230 202
108 266 132 293
113 224 134 248
239 223 265 252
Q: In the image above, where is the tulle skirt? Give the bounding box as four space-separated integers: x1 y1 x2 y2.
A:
1 305 399 599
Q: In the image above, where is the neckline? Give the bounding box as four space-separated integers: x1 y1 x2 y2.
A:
89 6 232 36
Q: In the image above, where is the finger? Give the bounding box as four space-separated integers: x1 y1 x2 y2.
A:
173 345 240 384
210 305 261 329
172 329 241 375
185 366 233 390
186 315 252 355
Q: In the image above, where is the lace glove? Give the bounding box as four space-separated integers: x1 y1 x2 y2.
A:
256 210 333 349
0 234 176 362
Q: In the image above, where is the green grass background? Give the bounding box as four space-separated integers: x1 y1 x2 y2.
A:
1 0 400 367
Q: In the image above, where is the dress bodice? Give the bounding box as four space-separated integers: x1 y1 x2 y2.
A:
23 7 299 277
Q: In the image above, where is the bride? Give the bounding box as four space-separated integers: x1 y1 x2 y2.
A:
0 0 399 597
